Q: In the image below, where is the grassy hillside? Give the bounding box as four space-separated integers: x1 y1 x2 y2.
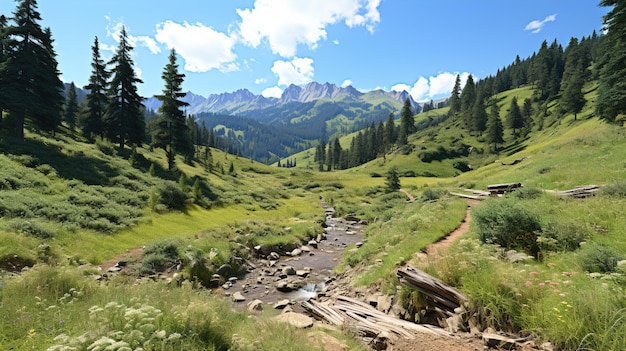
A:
1 78 626 350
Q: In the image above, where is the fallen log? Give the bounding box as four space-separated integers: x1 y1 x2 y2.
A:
302 296 454 340
396 266 468 317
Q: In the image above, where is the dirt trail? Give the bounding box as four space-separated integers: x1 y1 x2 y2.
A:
426 199 479 257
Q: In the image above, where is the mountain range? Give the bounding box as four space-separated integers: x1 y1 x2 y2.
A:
143 81 417 116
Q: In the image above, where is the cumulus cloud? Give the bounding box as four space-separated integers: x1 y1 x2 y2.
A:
261 86 284 98
271 57 315 86
255 78 267 84
341 79 353 88
524 14 557 34
394 72 470 102
105 17 161 54
236 0 381 57
155 20 238 73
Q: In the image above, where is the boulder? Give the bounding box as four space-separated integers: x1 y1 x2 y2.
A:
269 252 280 260
308 240 319 248
290 248 302 257
247 299 264 313
232 292 246 302
282 265 296 275
273 299 291 309
273 312 313 328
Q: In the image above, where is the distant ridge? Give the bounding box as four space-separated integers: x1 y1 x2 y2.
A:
143 81 416 116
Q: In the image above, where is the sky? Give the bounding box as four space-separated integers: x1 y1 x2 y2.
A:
0 0 610 102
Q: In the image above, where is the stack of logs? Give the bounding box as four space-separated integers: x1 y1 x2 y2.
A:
302 266 468 345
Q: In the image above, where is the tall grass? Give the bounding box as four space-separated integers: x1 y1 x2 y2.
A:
1 265 343 351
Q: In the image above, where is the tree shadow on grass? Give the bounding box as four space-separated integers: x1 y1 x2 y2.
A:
3 135 120 185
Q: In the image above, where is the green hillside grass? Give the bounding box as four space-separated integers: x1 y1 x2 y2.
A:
1 79 626 350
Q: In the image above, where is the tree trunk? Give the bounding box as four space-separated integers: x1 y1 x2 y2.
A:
15 109 25 141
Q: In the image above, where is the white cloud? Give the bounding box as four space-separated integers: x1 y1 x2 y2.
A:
105 17 161 54
341 79 353 88
255 78 267 84
397 72 470 102
261 86 284 98
333 39 340 45
271 57 315 86
524 14 557 34
155 20 238 73
236 0 381 57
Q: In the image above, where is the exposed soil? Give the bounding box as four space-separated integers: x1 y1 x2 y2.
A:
99 247 144 271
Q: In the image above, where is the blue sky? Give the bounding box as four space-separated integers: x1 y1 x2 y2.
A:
0 0 610 102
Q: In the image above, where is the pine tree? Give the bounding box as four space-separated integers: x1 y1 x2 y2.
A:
398 98 415 145
506 96 524 137
0 0 64 139
0 14 9 123
596 0 626 122
82 37 109 140
485 102 505 151
383 112 396 151
63 82 79 130
104 26 144 148
471 95 488 134
385 167 400 193
448 74 462 117
152 49 190 170
460 74 476 128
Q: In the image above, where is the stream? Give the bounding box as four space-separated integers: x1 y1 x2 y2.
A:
224 202 365 307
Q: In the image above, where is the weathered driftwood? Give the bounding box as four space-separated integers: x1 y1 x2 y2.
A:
450 192 485 200
396 266 468 317
302 296 453 339
556 185 599 199
486 182 523 196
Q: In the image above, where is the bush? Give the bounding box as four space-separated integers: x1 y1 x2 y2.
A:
513 187 544 200
600 181 626 197
537 221 590 253
421 188 448 201
579 244 624 273
472 199 542 257
154 181 188 210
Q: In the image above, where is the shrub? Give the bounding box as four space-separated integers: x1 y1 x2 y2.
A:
513 187 544 200
537 221 590 253
579 244 624 273
154 181 188 210
472 199 542 257
421 188 448 202
600 181 626 197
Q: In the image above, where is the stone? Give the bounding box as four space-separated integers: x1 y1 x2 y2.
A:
247 299 264 313
269 252 280 260
290 248 302 256
276 281 293 292
273 299 291 309
300 246 311 253
308 240 318 248
107 266 121 273
296 270 309 278
282 265 296 275
232 292 246 302
273 312 313 328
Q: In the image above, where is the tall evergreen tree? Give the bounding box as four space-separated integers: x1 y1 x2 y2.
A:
385 167 400 193
398 98 415 145
0 0 64 139
63 82 79 130
460 74 476 129
560 39 586 121
485 102 505 151
506 96 524 137
104 26 144 148
596 0 626 122
471 94 488 134
449 74 462 117
383 112 396 150
82 36 109 140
